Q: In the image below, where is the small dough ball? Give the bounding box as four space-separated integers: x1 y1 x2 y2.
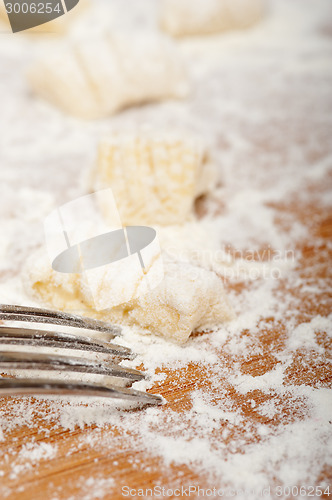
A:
27 32 189 119
121 259 234 343
226 0 265 29
23 250 85 313
92 132 218 226
160 0 265 37
23 251 234 344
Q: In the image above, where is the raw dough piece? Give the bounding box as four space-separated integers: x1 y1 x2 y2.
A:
92 133 218 226
27 32 188 119
160 0 264 37
24 251 234 344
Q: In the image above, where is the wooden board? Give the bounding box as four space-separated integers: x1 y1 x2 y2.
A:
0 202 331 500
0 1 332 498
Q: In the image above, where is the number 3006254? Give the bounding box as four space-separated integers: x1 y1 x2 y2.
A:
5 3 62 14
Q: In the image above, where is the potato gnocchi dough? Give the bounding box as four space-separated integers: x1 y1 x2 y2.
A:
0 0 89 34
92 133 218 226
160 0 265 37
27 32 189 119
24 251 234 344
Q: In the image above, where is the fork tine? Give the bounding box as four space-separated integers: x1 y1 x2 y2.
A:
0 304 120 336
0 305 163 406
0 326 132 359
0 352 145 382
0 378 163 406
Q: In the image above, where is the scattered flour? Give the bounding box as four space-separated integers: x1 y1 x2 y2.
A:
287 315 332 352
0 0 331 498
8 442 58 480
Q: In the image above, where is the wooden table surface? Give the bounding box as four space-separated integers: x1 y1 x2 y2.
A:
0 1 332 499
0 194 331 499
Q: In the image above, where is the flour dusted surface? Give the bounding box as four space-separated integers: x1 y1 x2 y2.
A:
0 0 331 498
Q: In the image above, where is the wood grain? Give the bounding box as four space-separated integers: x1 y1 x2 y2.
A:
0 198 331 500
1 3 332 497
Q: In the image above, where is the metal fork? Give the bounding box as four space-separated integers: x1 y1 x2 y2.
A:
0 304 163 406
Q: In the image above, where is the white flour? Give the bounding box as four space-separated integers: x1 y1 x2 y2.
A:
0 0 331 498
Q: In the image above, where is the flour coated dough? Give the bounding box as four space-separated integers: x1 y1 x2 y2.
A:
27 32 189 119
92 133 218 226
24 251 234 344
160 0 264 37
